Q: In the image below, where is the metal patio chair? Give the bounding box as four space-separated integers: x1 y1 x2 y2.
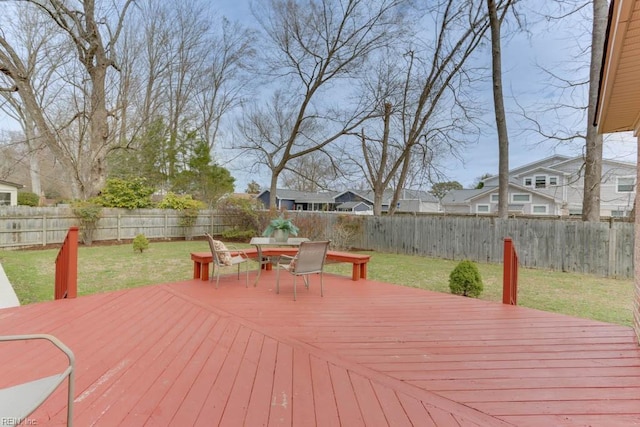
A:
0 334 75 426
276 240 330 300
205 233 249 288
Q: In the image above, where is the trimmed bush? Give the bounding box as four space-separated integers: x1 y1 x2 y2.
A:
18 192 40 206
95 177 154 209
449 260 483 298
133 234 150 253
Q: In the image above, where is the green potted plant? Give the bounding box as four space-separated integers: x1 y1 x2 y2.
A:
262 216 300 242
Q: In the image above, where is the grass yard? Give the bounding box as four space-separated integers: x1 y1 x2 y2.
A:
0 239 634 327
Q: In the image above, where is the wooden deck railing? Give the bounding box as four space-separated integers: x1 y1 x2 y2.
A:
502 237 518 305
55 227 78 300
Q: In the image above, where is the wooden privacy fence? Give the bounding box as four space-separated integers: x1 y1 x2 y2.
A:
0 207 233 248
351 214 634 279
0 208 634 278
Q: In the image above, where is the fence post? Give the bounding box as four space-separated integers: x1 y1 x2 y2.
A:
502 237 518 305
54 227 78 300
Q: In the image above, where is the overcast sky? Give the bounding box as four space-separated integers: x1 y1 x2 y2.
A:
1 1 636 193
212 0 637 191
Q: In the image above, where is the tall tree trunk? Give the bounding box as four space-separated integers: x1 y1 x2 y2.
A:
487 0 509 219
582 0 608 222
269 172 279 211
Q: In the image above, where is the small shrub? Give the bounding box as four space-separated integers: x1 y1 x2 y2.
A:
221 228 255 241
293 213 328 241
157 192 204 211
217 196 261 235
330 215 363 249
158 192 205 240
133 234 150 253
18 192 40 206
449 260 483 298
72 201 102 245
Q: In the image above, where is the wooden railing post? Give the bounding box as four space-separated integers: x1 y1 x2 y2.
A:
55 227 78 300
502 237 518 305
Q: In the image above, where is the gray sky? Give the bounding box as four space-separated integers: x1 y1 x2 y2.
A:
213 0 637 191
1 1 636 193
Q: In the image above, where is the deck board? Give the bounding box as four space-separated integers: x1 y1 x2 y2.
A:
0 269 638 425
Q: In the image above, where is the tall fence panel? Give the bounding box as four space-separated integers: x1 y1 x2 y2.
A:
0 208 634 278
320 213 632 278
0 207 234 248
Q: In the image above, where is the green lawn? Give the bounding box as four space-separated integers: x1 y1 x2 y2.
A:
0 240 634 327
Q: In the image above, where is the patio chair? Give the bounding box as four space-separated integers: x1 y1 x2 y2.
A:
276 240 330 300
205 233 249 288
0 334 75 426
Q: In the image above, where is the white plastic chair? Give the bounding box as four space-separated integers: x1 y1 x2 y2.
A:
0 334 75 426
205 233 249 288
276 241 330 300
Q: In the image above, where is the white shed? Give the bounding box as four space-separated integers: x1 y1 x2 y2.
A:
0 180 23 206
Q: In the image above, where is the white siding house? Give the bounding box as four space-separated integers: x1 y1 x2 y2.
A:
0 180 23 207
442 155 636 217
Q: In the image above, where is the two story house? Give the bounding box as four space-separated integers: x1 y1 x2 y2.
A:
441 155 636 217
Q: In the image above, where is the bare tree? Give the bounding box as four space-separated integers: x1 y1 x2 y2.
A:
347 0 494 216
0 0 134 199
517 0 609 222
281 152 339 192
237 0 407 209
112 1 255 191
487 0 515 219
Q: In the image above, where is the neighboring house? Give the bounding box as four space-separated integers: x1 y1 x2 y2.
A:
257 188 439 213
257 189 339 211
0 180 23 207
442 155 637 217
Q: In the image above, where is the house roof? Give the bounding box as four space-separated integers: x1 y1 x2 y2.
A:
357 189 438 204
0 180 24 189
257 189 336 203
337 201 371 210
443 183 559 205
266 188 439 205
482 155 572 183
595 0 640 134
441 188 488 204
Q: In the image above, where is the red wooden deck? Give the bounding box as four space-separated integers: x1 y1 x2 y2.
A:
0 269 639 426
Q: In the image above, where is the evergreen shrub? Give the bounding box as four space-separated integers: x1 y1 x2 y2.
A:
133 234 150 253
449 260 483 298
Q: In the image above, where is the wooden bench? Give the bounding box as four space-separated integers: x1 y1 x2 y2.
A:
190 248 371 282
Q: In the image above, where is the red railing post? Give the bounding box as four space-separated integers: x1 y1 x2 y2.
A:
55 227 78 300
502 237 518 305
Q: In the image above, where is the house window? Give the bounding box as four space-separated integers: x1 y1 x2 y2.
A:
535 175 546 188
490 194 499 203
617 177 635 193
0 193 10 206
524 177 532 187
476 204 490 213
512 194 531 203
549 176 558 186
611 210 626 218
532 205 548 215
